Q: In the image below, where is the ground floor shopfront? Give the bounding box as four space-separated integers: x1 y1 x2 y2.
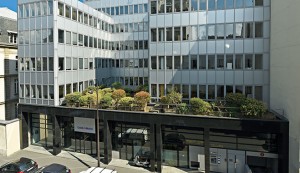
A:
18 104 289 173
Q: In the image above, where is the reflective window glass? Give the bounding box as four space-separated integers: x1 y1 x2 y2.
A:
151 1 157 14
166 0 173 12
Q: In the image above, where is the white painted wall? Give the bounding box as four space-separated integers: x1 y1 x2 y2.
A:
0 120 20 156
270 1 300 172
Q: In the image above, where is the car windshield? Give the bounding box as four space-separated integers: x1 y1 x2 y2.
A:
16 162 32 171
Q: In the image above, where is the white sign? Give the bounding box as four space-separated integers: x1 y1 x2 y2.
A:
74 117 95 134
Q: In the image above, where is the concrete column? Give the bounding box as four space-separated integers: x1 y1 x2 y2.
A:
204 128 210 173
150 123 156 172
103 118 112 164
52 115 61 155
20 112 29 149
156 123 162 172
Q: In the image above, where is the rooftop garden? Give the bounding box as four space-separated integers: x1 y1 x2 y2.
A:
64 82 275 120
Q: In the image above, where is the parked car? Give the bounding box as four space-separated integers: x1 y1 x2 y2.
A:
163 133 186 150
79 167 117 173
133 150 151 168
36 163 71 173
0 157 38 173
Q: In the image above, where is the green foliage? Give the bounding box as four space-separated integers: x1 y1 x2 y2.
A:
119 97 134 107
135 84 149 92
111 82 122 89
124 87 134 96
176 103 189 114
82 86 96 95
134 91 150 108
160 96 169 104
101 93 113 108
79 95 89 106
112 89 126 108
65 92 82 106
102 88 113 95
240 98 267 118
166 90 182 104
190 98 212 115
225 93 247 107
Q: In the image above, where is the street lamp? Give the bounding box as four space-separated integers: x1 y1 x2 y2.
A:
90 85 100 167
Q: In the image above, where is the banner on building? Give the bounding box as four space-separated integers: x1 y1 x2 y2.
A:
74 117 95 134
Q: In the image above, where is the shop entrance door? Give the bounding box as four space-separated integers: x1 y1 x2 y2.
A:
75 132 96 156
227 150 245 173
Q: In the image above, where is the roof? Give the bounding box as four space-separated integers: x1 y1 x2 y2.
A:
0 7 17 20
42 163 66 172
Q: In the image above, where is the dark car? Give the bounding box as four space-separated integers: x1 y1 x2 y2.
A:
36 163 71 173
0 157 38 173
163 133 186 150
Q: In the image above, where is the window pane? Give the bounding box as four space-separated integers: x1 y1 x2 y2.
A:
225 24 234 39
255 86 263 101
245 54 253 69
30 3 35 17
72 8 77 20
208 0 215 10
174 56 181 69
129 5 133 14
182 56 189 69
182 27 188 40
65 5 71 18
208 85 215 99
166 0 173 12
226 0 234 9
208 55 215 69
235 23 243 38
199 55 206 69
158 28 165 41
134 5 138 13
217 55 224 69
159 56 165 69
36 57 41 71
255 54 263 69
182 85 189 98
58 29 64 43
59 57 64 70
174 0 181 12
42 29 47 43
174 27 181 41
43 57 47 71
151 84 157 97
216 0 224 10
255 0 263 6
158 0 165 13
182 0 189 11
235 55 243 69
151 28 157 42
200 0 206 10
66 57 71 70
216 24 225 39
72 33 77 45
245 23 253 38
255 22 263 38
144 4 148 12
151 56 157 69
245 0 254 7
125 6 129 14
139 4 143 13
191 55 197 69
49 57 53 71
226 55 233 69
191 0 198 11
66 31 71 44
166 27 173 41
73 57 78 70
208 25 215 39
166 56 172 69
199 85 206 99
236 0 244 8
198 25 206 40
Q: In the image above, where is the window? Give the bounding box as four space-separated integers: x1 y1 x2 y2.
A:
58 29 64 43
36 57 41 71
66 57 71 70
216 24 225 39
66 31 71 44
59 57 64 70
166 27 173 41
166 0 172 12
14 79 18 94
217 55 224 69
158 0 165 13
72 32 77 45
255 54 263 69
235 85 243 94
48 29 53 42
216 0 224 10
144 4 148 13
245 0 254 7
36 30 41 44
151 1 157 14
182 0 189 11
84 35 88 47
48 0 53 15
49 57 53 71
111 7 115 15
65 5 71 18
235 23 243 38
78 11 83 23
199 55 206 69
208 55 215 69
208 0 215 10
182 27 188 40
199 85 206 99
41 1 47 16
245 55 253 69
43 57 47 71
200 0 206 10
236 0 244 8
151 56 157 69
182 85 189 98
151 28 157 42
116 6 120 15
30 58 36 71
226 55 233 69
72 8 77 20
30 3 35 17
208 25 215 39
89 15 93 27
226 0 234 9
225 24 234 39
191 55 197 69
58 2 64 16
245 23 253 38
42 29 47 43
19 5 24 18
217 85 224 98
25 4 29 18
255 22 263 38
84 13 88 25
30 30 35 44
134 4 139 13
182 56 189 69
73 58 78 70
151 84 157 97
255 0 263 6
174 27 181 41
144 40 148 49
174 56 181 69
166 56 172 69
245 86 252 98
255 86 263 100
174 0 181 12
208 85 215 99
129 5 133 14
89 59 93 69
191 0 198 11
8 33 17 44
198 25 206 40
159 56 165 69
125 6 129 14
235 55 243 69
158 28 165 41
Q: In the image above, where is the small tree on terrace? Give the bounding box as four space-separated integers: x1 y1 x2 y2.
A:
112 89 126 108
134 91 150 111
166 89 182 105
65 92 82 107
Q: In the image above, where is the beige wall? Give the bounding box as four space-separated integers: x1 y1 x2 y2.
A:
0 120 20 156
270 1 300 172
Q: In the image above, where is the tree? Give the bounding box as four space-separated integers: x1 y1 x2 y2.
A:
166 90 182 104
190 98 212 115
111 82 122 89
65 92 81 107
101 93 113 108
134 91 150 111
240 98 267 118
119 97 134 110
112 89 126 108
225 93 246 107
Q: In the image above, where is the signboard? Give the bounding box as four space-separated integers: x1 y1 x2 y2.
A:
74 117 95 134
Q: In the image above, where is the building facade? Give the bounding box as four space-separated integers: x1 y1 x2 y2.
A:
0 8 18 121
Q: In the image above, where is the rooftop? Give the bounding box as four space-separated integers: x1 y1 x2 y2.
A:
0 7 17 20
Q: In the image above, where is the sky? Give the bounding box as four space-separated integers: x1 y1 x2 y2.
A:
0 0 18 12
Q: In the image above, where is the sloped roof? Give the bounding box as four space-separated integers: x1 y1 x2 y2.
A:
0 7 17 20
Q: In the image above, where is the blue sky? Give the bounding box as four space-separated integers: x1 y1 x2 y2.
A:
0 0 17 12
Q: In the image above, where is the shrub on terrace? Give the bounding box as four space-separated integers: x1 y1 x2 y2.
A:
112 89 126 108
225 93 247 107
111 82 122 89
65 92 81 107
190 98 212 115
119 97 134 107
134 91 150 110
240 98 267 118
